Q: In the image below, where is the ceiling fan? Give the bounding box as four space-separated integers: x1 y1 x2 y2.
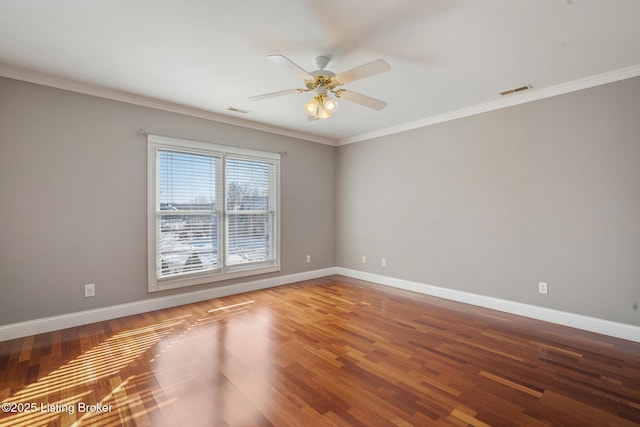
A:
248 55 391 120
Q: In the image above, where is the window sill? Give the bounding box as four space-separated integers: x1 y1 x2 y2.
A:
149 263 281 292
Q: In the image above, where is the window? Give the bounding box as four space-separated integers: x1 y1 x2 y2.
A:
147 135 280 292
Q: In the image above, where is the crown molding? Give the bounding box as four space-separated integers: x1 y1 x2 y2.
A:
337 64 640 146
3 63 639 148
0 64 337 146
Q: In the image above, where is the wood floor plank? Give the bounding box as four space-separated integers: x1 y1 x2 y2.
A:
1 275 639 426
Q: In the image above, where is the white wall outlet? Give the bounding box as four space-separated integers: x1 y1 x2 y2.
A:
84 283 96 298
381 258 386 267
361 255 367 264
538 282 548 295
306 254 311 263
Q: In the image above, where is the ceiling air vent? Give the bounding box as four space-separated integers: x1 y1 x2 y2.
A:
226 106 249 113
499 84 532 96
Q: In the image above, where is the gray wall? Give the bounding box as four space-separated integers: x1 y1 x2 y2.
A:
337 77 640 326
2 75 639 328
0 77 336 324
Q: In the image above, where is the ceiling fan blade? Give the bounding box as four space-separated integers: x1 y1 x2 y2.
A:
248 88 303 101
335 90 387 111
334 59 391 85
267 55 314 80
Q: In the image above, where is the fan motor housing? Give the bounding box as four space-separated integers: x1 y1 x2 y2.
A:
306 72 339 91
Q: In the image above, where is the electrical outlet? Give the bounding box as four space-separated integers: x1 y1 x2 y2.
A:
361 255 367 264
84 283 96 298
538 282 548 295
306 255 311 263
381 258 386 267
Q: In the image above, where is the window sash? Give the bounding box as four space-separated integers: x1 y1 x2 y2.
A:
224 156 277 266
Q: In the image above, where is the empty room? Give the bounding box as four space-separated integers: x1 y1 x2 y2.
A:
1 1 639 426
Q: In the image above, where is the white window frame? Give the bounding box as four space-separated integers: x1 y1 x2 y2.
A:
147 134 280 292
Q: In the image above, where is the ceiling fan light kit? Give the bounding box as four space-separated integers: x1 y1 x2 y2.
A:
249 55 391 120
304 94 339 119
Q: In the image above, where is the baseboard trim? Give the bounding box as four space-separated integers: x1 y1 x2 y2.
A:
336 268 640 344
0 267 337 342
3 267 638 344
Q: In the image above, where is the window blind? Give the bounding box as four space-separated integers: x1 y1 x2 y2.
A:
225 158 276 265
158 150 219 278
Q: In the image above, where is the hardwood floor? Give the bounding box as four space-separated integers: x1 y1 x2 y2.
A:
1 275 639 426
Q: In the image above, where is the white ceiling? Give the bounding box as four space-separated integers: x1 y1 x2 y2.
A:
1 0 639 145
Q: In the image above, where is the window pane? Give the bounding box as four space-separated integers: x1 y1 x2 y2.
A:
227 213 272 265
226 159 270 211
159 150 216 211
158 214 218 277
